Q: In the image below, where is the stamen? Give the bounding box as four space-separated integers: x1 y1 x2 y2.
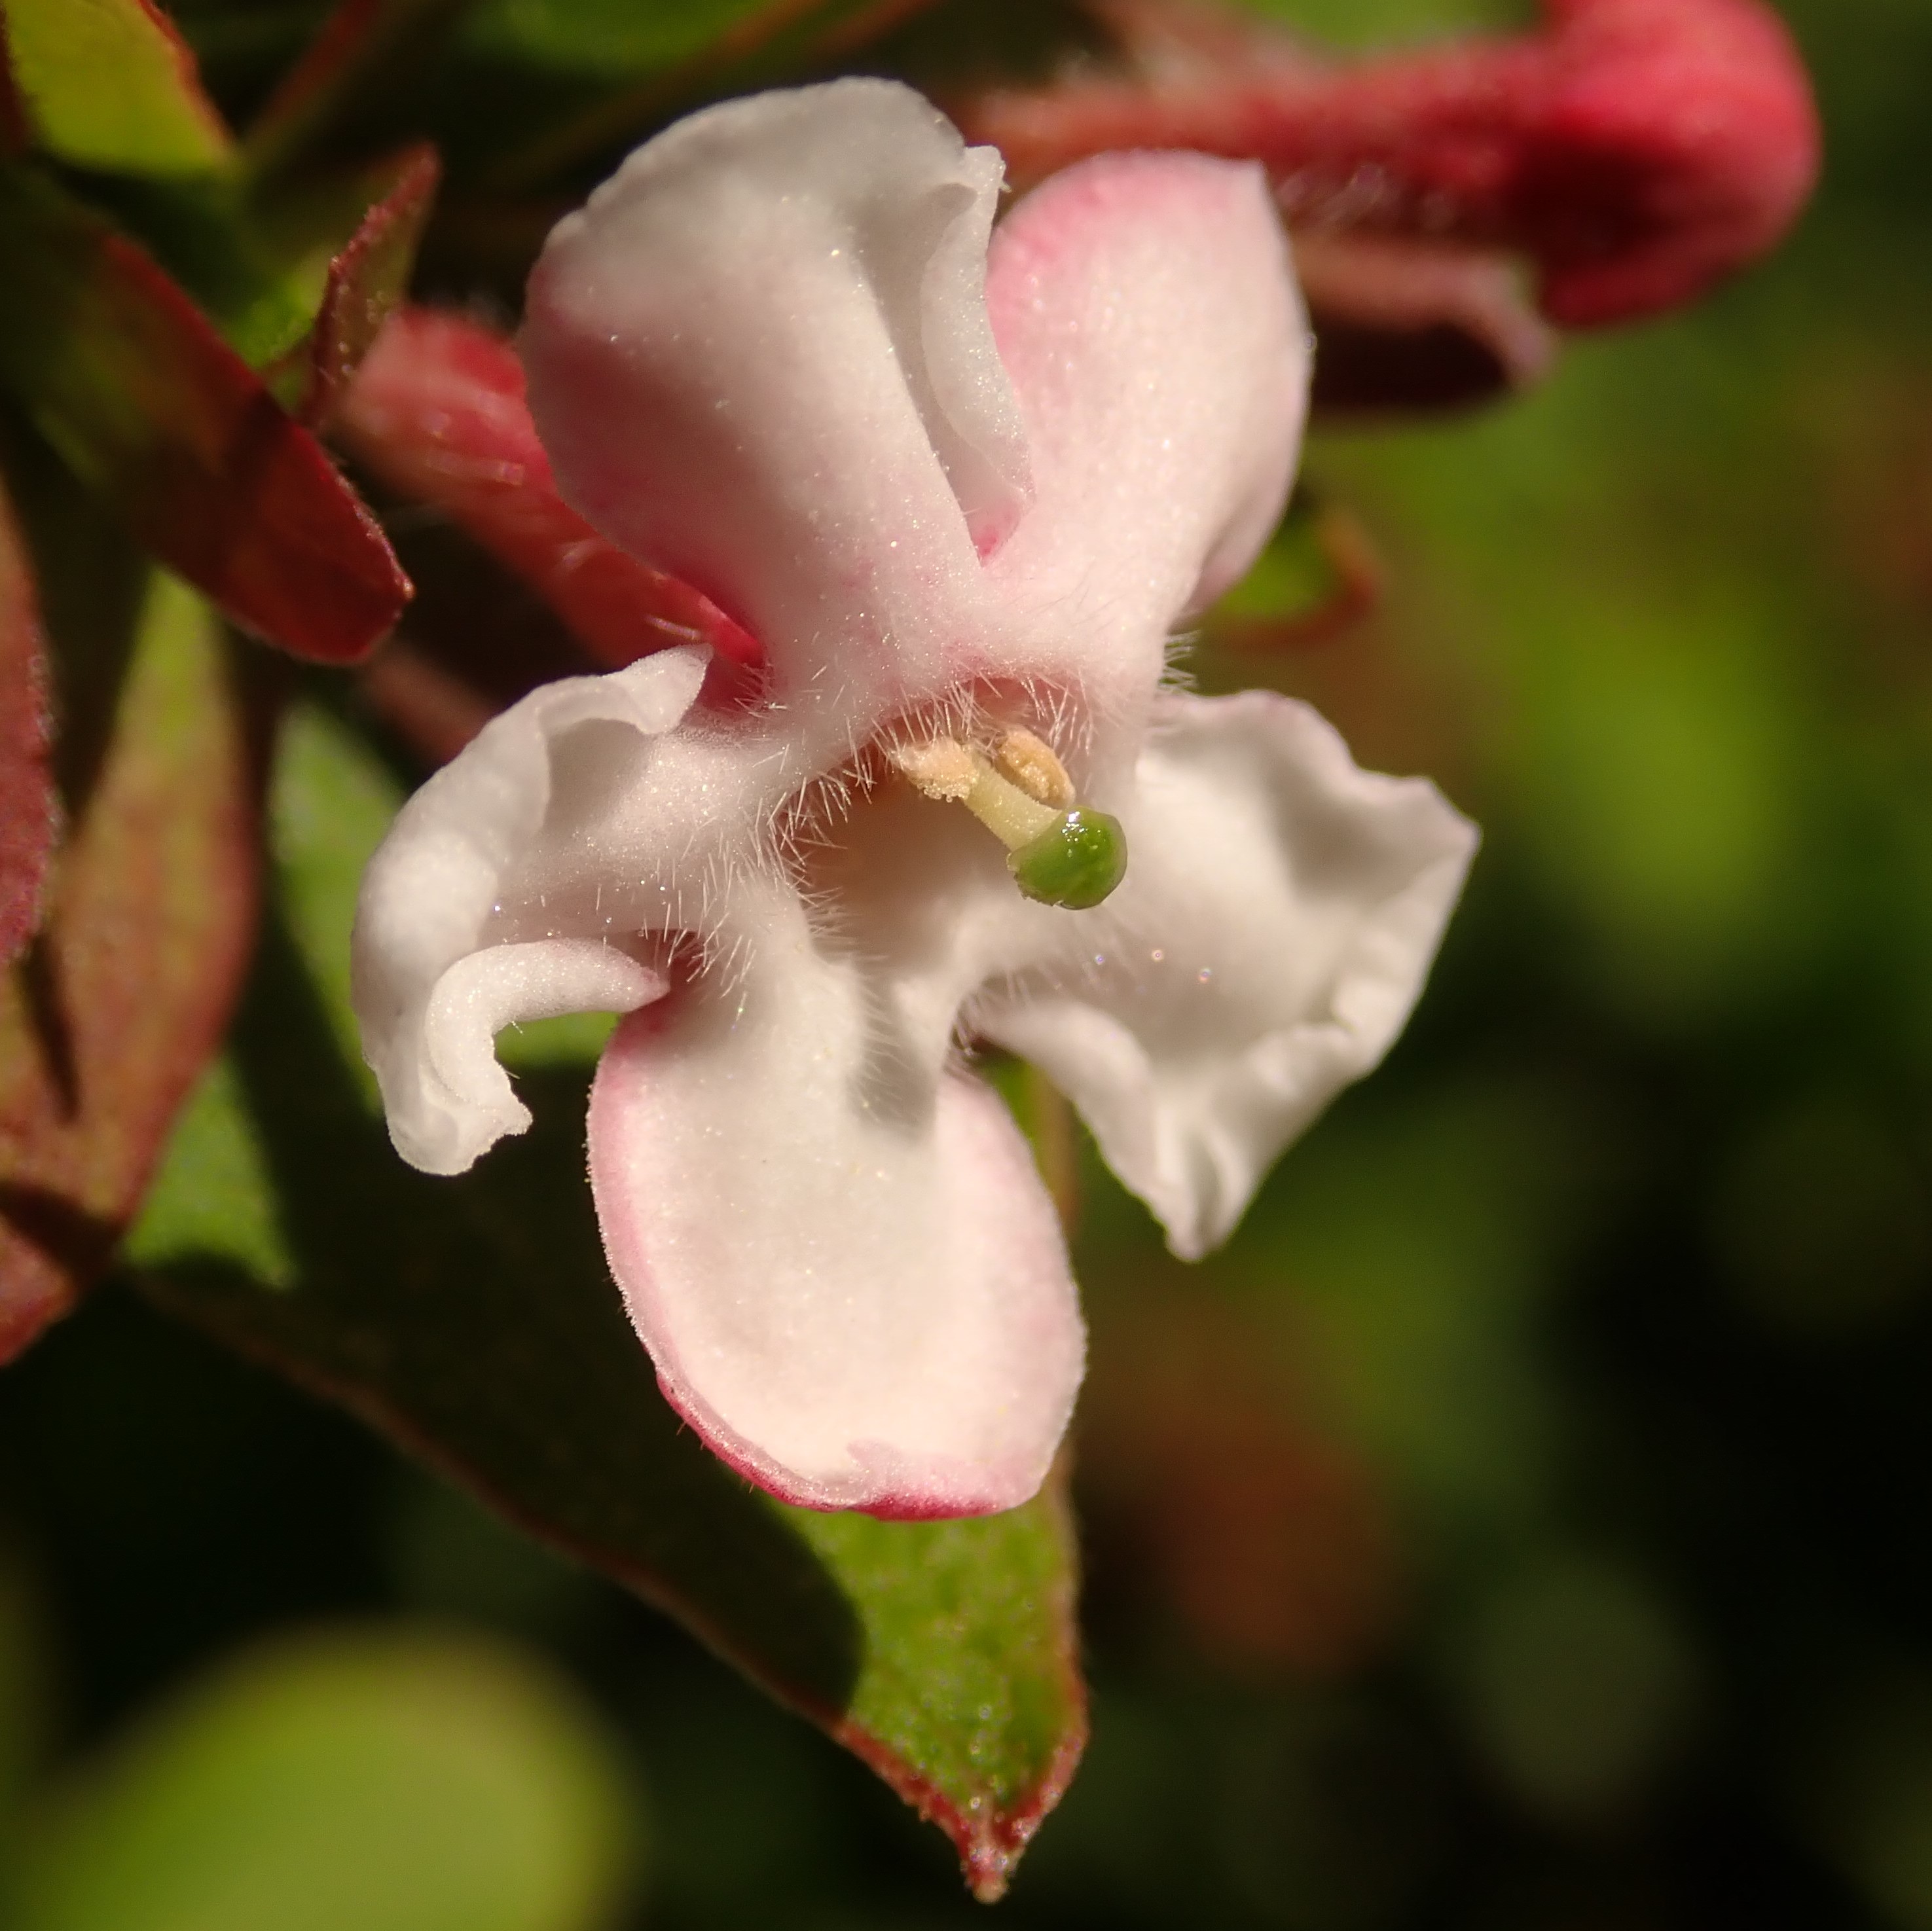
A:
893 736 977 803
996 729 1076 808
889 732 1127 910
892 737 1056 845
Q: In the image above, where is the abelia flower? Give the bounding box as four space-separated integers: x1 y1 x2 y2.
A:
351 80 1476 1519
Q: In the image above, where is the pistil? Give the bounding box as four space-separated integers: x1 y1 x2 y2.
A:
892 731 1128 910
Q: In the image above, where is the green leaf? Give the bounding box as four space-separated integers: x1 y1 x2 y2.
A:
12 1628 638 1931
125 1056 295 1292
56 173 321 371
134 702 1087 1898
0 560 259 1362
3 0 233 176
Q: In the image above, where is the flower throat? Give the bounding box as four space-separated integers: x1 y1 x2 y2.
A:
892 727 1127 911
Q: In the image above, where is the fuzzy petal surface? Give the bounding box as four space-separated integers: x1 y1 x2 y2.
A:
352 648 706 1172
589 868 1084 1517
523 79 1025 713
983 151 1308 773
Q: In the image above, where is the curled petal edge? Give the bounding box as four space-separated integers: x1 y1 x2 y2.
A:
351 647 706 1175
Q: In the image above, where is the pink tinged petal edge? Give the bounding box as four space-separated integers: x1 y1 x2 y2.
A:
983 149 1308 758
522 78 1027 710
975 689 1479 1261
589 984 1085 1521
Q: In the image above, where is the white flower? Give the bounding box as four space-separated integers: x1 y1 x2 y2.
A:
350 79 1476 1519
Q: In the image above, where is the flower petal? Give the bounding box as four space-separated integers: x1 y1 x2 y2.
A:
589 886 1085 1518
983 152 1309 761
522 80 1028 707
973 690 1477 1259
351 647 706 1174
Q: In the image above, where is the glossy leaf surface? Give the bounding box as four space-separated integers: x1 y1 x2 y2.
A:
0 164 409 662
133 702 1086 1899
0 569 257 1362
3 0 232 176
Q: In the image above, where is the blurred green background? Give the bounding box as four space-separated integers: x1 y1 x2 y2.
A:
7 0 1932 1924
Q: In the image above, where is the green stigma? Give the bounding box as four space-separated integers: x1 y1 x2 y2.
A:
1008 809 1129 909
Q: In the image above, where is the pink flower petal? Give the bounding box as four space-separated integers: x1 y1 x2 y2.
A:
348 84 1459 1525
974 689 1477 1257
522 79 1027 710
590 957 1084 1518
983 151 1307 772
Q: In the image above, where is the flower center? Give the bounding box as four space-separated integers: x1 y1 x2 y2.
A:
890 728 1128 911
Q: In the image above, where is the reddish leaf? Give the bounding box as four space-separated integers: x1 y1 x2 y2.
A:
959 0 1821 327
337 306 760 670
0 474 54 966
0 164 409 664
270 145 441 427
0 573 259 1362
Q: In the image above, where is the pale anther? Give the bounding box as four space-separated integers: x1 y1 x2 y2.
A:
996 729 1075 808
892 736 976 803
890 736 1057 848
